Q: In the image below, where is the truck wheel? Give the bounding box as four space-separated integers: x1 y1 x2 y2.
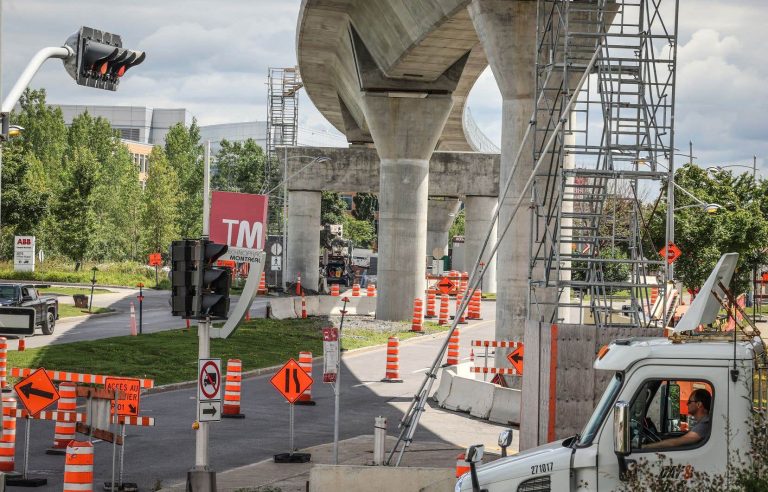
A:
42 311 55 335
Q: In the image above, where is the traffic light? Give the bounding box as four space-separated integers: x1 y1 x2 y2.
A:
170 240 197 318
193 239 231 320
63 26 145 91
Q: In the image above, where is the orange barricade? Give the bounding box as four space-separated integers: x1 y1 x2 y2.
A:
411 298 423 332
222 359 245 418
0 397 16 472
438 295 449 326
330 284 340 297
48 382 77 454
381 337 403 383
352 284 361 297
425 290 436 318
455 293 467 324
446 327 460 366
63 441 93 492
296 351 316 405
258 271 268 295
468 289 482 320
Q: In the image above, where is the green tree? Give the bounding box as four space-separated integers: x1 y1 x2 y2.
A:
141 148 180 256
212 139 269 193
352 193 378 223
342 216 376 248
13 89 67 178
165 121 203 238
52 147 100 269
321 192 348 226
449 208 465 240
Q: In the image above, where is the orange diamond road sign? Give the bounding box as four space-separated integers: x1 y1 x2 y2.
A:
105 377 141 417
506 345 524 375
270 359 313 404
659 242 682 264
14 367 59 416
148 253 162 267
437 277 455 295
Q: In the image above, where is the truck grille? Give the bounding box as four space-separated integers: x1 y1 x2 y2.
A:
517 476 551 492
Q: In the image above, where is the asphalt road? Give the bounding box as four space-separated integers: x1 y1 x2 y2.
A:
7 303 502 490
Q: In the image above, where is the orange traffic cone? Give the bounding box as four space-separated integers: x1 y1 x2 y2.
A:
301 296 307 319
130 302 137 336
438 295 449 326
455 453 470 478
352 283 361 297
454 293 467 324
296 351 316 405
445 327 460 366
222 359 245 418
63 441 93 491
330 284 340 296
47 382 77 454
258 271 268 295
381 337 403 383
366 284 376 297
468 289 482 320
410 298 423 332
425 290 436 318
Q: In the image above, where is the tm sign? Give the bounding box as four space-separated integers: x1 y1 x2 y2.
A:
209 192 269 262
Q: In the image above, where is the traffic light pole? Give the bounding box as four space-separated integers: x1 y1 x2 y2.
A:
188 141 215 491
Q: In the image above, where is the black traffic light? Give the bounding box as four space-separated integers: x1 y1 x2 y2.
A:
193 239 231 320
170 240 197 318
63 26 145 91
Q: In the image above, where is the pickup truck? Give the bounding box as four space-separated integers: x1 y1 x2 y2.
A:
456 253 763 491
0 284 58 335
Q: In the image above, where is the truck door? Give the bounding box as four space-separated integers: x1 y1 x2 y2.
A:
21 287 41 324
596 364 729 488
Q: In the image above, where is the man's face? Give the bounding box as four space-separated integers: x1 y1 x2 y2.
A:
687 398 700 416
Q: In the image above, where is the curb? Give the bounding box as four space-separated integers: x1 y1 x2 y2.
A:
58 309 121 323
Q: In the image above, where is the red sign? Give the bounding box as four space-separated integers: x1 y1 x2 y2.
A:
437 277 455 295
659 242 682 264
762 272 768 283
105 377 141 416
209 192 269 252
216 260 236 269
506 345 524 375
14 368 59 416
148 253 162 267
270 359 313 404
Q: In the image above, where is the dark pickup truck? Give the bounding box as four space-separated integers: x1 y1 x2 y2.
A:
0 284 59 335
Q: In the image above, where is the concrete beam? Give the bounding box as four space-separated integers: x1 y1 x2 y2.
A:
283 146 499 197
427 198 461 258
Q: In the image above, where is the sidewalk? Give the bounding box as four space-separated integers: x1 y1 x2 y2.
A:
159 435 494 492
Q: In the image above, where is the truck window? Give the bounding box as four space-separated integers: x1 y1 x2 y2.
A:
0 286 16 299
630 379 713 452
577 372 623 446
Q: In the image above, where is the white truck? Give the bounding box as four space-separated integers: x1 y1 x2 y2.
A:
457 253 764 491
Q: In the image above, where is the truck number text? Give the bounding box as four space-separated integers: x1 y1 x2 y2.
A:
531 462 553 475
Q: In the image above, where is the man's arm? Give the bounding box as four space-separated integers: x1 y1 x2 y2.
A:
644 431 703 450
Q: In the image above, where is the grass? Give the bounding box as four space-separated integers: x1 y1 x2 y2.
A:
57 304 112 318
481 293 496 300
37 286 111 296
340 320 448 351
0 259 160 287
5 317 450 386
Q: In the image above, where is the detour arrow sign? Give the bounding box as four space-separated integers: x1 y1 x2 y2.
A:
436 277 455 295
14 367 59 416
506 345 524 375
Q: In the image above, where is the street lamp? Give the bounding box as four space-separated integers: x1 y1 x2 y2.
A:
706 156 758 180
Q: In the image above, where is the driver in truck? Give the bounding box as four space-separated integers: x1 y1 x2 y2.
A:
645 388 711 449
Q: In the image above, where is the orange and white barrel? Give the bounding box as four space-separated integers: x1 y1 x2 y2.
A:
455 293 467 324
330 284 340 296
352 284 361 297
650 286 659 304
460 272 468 293
63 441 93 492
48 382 77 454
222 359 245 418
438 295 449 326
381 337 403 383
296 351 316 405
455 453 470 478
366 284 376 297
0 337 6 388
446 327 460 366
425 290 436 318
410 298 423 332
468 289 482 320
0 396 16 472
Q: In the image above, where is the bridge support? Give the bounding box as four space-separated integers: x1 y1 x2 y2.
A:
286 191 321 292
427 198 461 260
464 196 497 293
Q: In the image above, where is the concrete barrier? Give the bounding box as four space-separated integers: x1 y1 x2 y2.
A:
269 297 298 319
489 385 521 426
271 296 378 319
431 367 455 406
441 374 495 417
309 465 454 492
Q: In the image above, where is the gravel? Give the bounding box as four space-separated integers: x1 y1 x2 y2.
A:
328 314 409 332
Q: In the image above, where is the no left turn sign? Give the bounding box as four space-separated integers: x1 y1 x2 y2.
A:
198 358 222 401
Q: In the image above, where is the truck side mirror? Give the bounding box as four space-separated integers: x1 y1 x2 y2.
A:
498 429 514 457
614 401 632 481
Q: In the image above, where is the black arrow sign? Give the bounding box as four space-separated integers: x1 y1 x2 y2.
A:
19 382 54 400
128 404 137 414
202 405 217 416
510 353 523 363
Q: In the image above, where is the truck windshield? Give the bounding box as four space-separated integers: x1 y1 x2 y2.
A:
577 372 623 446
0 286 17 300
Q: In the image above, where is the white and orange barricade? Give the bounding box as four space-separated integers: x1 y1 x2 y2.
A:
366 284 376 297
381 337 403 383
222 359 245 418
10 368 154 389
352 283 361 297
410 298 423 332
470 340 524 382
445 327 460 366
330 284 340 296
48 382 77 454
0 337 6 388
63 441 93 492
296 351 316 405
425 290 436 319
438 295 449 326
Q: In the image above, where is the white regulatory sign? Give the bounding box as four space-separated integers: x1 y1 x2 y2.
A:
270 243 283 256
271 256 282 271
198 358 222 402
198 400 222 422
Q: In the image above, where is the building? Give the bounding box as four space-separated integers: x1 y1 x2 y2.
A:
122 140 153 186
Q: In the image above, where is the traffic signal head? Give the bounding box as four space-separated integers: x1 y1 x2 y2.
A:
194 240 231 320
170 240 198 318
63 26 145 91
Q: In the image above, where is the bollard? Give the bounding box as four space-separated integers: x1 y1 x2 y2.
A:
373 416 387 466
301 296 307 319
63 441 93 492
0 396 16 472
222 359 245 418
18 338 25 351
410 298 423 332
438 295 449 326
330 284 340 297
381 337 403 383
446 327 460 366
47 382 77 455
455 453 470 478
0 337 6 389
258 271 268 295
245 307 251 321
455 293 467 324
130 302 137 336
296 351 316 405
425 290 436 318
352 283 361 297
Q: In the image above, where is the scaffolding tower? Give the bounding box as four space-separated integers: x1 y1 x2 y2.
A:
266 66 302 160
531 0 679 329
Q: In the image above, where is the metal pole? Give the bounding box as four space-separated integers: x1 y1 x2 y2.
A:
138 285 143 335
22 418 29 478
1 46 71 113
282 146 288 290
754 155 758 323
333 298 348 464
289 402 294 454
119 424 126 487
110 394 117 492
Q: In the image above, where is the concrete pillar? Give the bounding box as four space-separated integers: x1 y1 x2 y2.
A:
427 198 461 259
362 93 454 321
464 196 497 293
286 191 321 293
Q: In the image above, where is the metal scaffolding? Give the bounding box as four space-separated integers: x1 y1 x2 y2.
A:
531 0 679 329
265 66 302 160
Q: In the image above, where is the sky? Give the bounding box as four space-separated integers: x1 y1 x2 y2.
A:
2 0 765 172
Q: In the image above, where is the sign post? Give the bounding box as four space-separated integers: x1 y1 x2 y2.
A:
149 252 162 287
270 359 313 463
197 358 222 422
137 283 144 335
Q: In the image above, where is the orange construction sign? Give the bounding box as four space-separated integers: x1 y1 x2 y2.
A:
270 359 313 404
506 345 524 375
437 277 455 295
659 242 682 264
105 377 141 417
148 253 162 267
14 367 59 416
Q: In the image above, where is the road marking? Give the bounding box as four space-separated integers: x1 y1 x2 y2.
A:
352 382 377 388
411 367 430 374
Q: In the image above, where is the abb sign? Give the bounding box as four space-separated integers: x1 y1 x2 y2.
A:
209 192 268 262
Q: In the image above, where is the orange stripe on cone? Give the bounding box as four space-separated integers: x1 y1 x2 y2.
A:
425 290 436 318
0 397 17 472
48 382 77 454
296 352 316 405
63 441 93 491
438 295 449 326
456 453 470 478
446 327 460 366
222 359 245 418
0 337 6 388
410 298 423 332
381 337 403 383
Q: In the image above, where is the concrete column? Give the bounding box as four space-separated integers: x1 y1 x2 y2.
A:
464 196 497 293
362 93 454 321
286 191 321 293
427 198 461 259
